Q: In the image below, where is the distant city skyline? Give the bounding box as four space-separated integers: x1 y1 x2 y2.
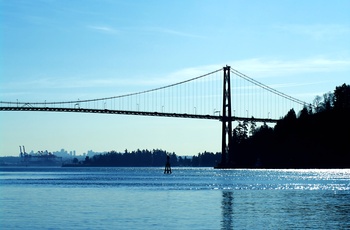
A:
1 0 349 156
17 147 106 158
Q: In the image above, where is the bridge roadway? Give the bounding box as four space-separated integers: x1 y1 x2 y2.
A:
0 106 278 123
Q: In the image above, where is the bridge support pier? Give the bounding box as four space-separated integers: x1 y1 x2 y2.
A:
216 66 234 168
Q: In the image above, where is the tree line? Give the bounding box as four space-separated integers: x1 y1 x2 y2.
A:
228 83 350 168
67 149 222 167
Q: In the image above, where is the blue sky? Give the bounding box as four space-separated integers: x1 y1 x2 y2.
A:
1 0 349 156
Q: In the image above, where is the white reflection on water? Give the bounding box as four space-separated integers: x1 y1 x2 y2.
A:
0 167 349 229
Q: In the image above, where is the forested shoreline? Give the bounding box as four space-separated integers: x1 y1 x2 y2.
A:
64 149 221 167
229 83 350 168
66 84 350 168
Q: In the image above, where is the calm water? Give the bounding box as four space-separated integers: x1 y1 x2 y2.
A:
0 167 349 229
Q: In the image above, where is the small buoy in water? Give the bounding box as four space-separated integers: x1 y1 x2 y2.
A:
164 155 172 174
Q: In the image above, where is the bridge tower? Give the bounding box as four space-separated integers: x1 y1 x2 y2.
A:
217 65 233 168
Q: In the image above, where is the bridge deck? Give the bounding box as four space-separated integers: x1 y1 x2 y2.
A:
0 106 278 123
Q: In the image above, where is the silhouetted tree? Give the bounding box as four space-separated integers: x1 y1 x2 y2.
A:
84 156 90 165
250 119 257 136
334 83 350 110
313 95 323 113
322 92 334 111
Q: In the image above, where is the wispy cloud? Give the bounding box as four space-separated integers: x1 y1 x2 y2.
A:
275 24 350 40
152 56 350 83
1 77 117 90
268 81 331 89
3 57 349 100
118 57 350 87
87 25 119 34
87 25 203 38
145 27 204 38
228 57 350 78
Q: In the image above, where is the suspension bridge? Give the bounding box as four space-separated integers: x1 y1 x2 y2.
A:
0 66 308 168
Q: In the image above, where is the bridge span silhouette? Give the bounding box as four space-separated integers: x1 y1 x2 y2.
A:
1 66 308 168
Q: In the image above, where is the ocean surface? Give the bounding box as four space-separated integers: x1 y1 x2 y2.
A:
0 167 349 229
